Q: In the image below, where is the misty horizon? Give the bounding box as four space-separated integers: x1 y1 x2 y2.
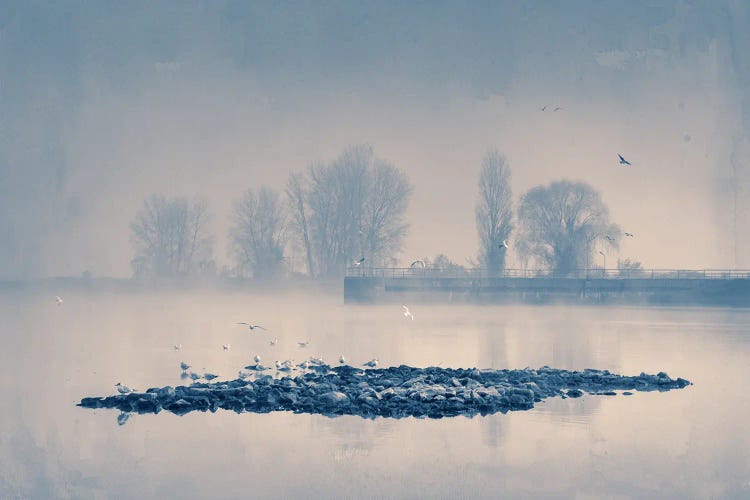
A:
2 1 750 279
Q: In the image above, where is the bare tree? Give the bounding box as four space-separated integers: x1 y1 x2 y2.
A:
516 180 620 275
130 194 213 278
230 187 288 280
288 145 412 279
475 150 513 275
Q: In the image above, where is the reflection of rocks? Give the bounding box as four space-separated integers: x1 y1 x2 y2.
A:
79 366 691 420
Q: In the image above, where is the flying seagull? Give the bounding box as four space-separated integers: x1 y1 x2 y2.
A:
354 256 365 267
499 240 509 249
180 362 191 371
605 235 615 241
541 106 547 111
618 154 632 166
363 358 379 368
173 344 182 351
625 232 634 237
238 322 268 331
269 338 278 346
222 344 231 351
410 260 426 268
115 383 135 395
402 305 414 321
55 296 64 306
298 340 309 348
553 107 563 112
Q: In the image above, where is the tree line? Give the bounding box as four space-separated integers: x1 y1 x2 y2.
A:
129 144 624 281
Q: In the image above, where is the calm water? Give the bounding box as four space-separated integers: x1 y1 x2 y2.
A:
1 289 749 499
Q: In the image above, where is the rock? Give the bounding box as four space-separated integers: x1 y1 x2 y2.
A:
566 389 583 398
319 391 349 406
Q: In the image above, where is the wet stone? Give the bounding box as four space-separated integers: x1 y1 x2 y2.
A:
78 365 691 420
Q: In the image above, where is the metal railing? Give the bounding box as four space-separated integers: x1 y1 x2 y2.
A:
346 267 750 280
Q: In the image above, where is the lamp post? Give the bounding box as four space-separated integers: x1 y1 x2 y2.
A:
599 251 606 277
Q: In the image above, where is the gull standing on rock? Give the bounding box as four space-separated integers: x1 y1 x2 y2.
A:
363 358 378 368
115 383 135 394
403 305 414 321
339 354 346 364
254 354 261 363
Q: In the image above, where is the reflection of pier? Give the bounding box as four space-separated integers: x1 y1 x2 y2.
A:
344 268 750 306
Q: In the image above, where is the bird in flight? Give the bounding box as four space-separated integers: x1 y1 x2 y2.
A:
553 107 562 112
540 106 547 111
605 235 615 242
269 338 278 346
402 305 414 321
354 256 365 267
410 260 426 268
618 154 632 166
499 240 509 249
625 232 634 237
238 322 268 331
115 383 135 395
298 340 309 348
173 344 182 351
55 296 63 306
363 358 379 368
222 344 231 351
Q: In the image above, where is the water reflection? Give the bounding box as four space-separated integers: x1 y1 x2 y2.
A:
1 290 749 498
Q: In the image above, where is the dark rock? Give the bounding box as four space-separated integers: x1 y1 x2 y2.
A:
566 389 583 398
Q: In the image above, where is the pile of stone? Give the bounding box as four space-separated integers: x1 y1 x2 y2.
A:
79 365 691 419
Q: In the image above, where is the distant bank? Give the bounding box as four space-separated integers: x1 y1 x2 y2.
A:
344 268 750 307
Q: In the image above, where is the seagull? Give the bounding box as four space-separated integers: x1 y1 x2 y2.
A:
363 358 379 368
403 305 414 321
410 260 426 268
354 256 365 267
541 106 547 111
203 373 219 381
173 344 182 351
55 296 63 306
618 154 632 166
309 356 325 365
115 383 135 394
254 354 261 363
553 107 563 112
297 360 310 370
298 340 309 348
188 372 201 381
605 235 615 242
499 240 509 249
625 232 634 237
222 344 231 351
275 360 291 372
238 322 268 331
339 354 346 364
269 338 278 346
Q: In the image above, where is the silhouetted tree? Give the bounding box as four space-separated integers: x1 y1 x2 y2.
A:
475 150 513 275
288 145 412 279
516 180 620 275
230 187 288 280
129 194 213 278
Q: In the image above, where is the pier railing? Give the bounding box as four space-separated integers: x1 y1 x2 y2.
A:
346 267 750 280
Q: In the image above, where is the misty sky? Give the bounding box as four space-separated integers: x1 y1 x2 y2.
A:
2 1 750 279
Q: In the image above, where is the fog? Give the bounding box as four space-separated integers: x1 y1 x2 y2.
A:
2 1 750 279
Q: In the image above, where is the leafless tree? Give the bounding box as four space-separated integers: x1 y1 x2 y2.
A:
130 194 213 278
230 187 288 280
475 150 513 275
516 180 620 275
287 145 412 279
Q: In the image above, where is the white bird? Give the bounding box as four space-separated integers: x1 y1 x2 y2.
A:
115 383 135 394
254 354 261 363
269 338 278 346
297 360 310 370
309 356 325 365
339 354 346 364
55 296 63 306
410 260 426 269
238 322 268 331
363 358 379 368
499 240 509 249
553 106 563 112
618 154 632 166
353 256 365 267
275 360 291 372
180 362 190 371
298 340 309 348
222 344 231 351
402 305 414 321
173 344 182 351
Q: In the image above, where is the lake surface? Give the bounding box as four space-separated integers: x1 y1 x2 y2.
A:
1 289 749 499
